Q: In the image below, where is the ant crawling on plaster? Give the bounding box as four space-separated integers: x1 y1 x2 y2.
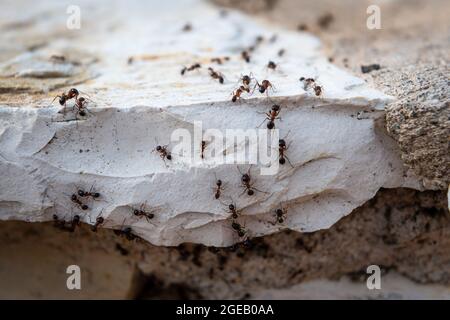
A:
208 67 225 84
181 63 201 75
238 165 268 196
211 57 230 65
67 214 82 232
257 104 282 129
221 198 241 219
90 212 105 232
231 220 247 238
51 88 79 111
70 194 88 210
266 61 277 71
133 202 156 221
153 140 172 163
231 85 250 103
299 77 323 97
77 185 100 199
254 79 275 96
213 173 224 200
273 205 287 224
241 50 251 63
114 219 136 241
278 131 294 167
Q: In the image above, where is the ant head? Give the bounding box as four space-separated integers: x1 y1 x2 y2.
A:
238 229 246 237
267 121 275 129
247 190 254 196
299 77 305 81
69 88 79 96
78 97 85 102
156 145 162 151
202 141 206 147
276 208 283 215
81 204 88 210
71 194 77 201
278 217 284 223
272 104 280 112
77 190 85 197
97 216 104 223
53 214 58 220
229 204 235 211
279 139 286 147
259 87 265 94
133 209 139 215
241 174 250 183
216 179 222 186
166 154 172 160
93 192 100 198
232 96 237 102
73 215 80 222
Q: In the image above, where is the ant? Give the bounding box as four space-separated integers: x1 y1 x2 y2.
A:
241 50 251 63
238 166 267 196
258 104 281 129
153 144 172 161
211 57 230 65
77 185 100 199
240 74 253 88
267 61 277 70
231 85 250 103
180 63 201 75
114 219 136 241
300 77 323 96
67 214 81 232
133 203 155 221
208 67 224 84
52 214 67 230
213 174 224 200
201 140 207 159
275 206 287 224
91 215 104 232
278 137 293 167
70 194 88 210
52 88 79 108
255 79 274 95
278 49 285 57
73 96 90 117
231 220 247 238
221 200 240 219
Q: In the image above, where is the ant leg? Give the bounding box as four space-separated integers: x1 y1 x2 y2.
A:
284 155 294 168
256 117 269 128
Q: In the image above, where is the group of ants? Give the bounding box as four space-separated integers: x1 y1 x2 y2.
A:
49 35 324 247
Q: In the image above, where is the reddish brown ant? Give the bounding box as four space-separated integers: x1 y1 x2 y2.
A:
255 79 274 95
274 206 287 224
300 77 323 96
52 88 79 108
238 166 268 196
240 74 253 88
133 203 155 221
70 194 88 210
73 96 90 117
208 67 224 84
181 63 201 75
314 85 323 97
224 202 240 219
211 57 230 65
257 104 281 129
153 144 172 162
231 85 250 103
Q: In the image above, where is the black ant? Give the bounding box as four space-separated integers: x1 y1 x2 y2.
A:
211 57 230 65
221 200 241 219
278 137 293 167
114 219 136 241
238 166 267 196
77 186 100 199
208 67 224 84
231 85 250 103
181 63 201 75
258 104 281 129
255 79 274 95
275 206 287 224
153 144 172 161
52 88 79 107
213 174 224 199
231 220 247 238
133 203 155 221
241 50 251 63
201 140 207 159
67 214 81 232
70 194 88 210
267 61 277 70
91 215 104 232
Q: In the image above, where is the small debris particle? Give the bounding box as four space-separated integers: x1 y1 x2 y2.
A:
361 64 381 73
